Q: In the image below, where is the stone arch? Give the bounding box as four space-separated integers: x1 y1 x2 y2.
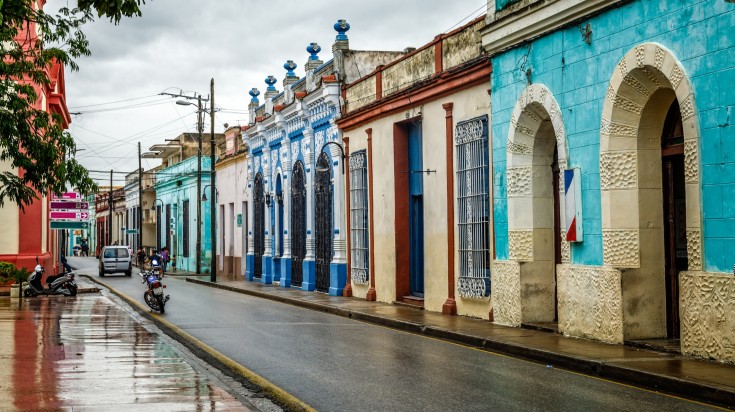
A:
600 42 702 339
503 83 569 323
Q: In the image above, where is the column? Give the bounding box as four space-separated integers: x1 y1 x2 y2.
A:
301 126 316 291
261 145 273 284
281 137 293 288
245 151 256 281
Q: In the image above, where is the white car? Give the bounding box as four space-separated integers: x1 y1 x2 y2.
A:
98 245 133 277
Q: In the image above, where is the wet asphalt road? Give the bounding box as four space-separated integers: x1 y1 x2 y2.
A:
0 293 253 411
71 257 721 412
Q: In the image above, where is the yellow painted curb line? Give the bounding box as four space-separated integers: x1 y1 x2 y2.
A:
94 277 315 412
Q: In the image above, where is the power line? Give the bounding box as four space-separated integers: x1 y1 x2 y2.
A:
68 94 161 109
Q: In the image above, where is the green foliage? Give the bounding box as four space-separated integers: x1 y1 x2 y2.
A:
0 261 29 284
0 0 145 210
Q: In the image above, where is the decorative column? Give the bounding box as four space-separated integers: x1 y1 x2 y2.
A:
261 145 273 284
280 138 293 288
366 128 377 301
328 121 347 296
442 103 457 315
342 136 352 297
301 126 316 291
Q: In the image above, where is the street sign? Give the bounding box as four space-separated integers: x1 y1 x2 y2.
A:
125 229 139 234
50 201 89 210
50 211 89 220
52 192 81 200
50 221 89 230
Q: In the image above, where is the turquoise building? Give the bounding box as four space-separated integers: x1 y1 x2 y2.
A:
483 0 734 363
155 156 213 273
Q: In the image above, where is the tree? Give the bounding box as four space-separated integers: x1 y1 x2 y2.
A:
0 0 145 210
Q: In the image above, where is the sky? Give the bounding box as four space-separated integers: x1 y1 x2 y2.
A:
50 0 487 187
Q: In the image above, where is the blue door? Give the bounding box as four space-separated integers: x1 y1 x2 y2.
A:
408 123 424 297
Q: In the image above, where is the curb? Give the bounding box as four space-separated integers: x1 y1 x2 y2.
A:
186 277 735 410
83 275 315 412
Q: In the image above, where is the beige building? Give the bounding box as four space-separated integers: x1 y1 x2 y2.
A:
337 17 493 318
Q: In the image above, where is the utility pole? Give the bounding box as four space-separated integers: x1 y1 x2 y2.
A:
196 95 203 274
210 78 217 282
138 142 143 252
108 170 113 245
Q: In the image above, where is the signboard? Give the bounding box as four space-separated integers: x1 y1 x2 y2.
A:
237 213 242 227
50 211 89 220
564 168 583 242
50 201 89 210
126 229 139 234
50 221 90 230
52 192 81 200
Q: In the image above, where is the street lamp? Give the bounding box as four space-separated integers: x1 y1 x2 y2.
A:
315 141 346 174
202 185 218 202
167 79 217 282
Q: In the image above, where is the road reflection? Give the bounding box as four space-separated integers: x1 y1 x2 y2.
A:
0 295 248 411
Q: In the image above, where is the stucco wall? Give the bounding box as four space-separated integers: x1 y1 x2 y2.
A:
346 83 491 318
680 271 735 364
490 0 735 272
216 155 248 278
0 160 20 255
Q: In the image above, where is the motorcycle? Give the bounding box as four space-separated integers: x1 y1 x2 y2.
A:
140 258 169 313
24 258 77 297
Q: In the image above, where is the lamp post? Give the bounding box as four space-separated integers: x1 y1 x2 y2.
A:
176 96 204 274
315 141 346 174
173 79 217 282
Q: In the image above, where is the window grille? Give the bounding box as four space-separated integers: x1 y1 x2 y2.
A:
156 206 162 250
456 115 491 298
349 150 369 284
165 204 171 249
182 200 190 257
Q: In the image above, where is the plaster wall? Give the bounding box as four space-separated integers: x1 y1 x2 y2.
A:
216 156 248 280
346 84 491 318
0 160 20 254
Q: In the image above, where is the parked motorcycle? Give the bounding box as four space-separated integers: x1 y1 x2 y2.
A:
23 258 77 297
140 259 169 313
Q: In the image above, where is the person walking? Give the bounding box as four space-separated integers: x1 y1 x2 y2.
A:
136 247 146 268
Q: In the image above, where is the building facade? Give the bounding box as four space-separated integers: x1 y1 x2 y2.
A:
242 20 405 295
215 126 248 280
338 17 492 317
483 0 735 363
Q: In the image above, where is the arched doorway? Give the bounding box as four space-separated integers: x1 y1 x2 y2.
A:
600 43 701 340
291 161 306 287
315 152 333 293
502 83 568 326
661 100 686 338
253 173 265 280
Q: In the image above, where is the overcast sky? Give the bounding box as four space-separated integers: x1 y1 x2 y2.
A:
51 0 487 186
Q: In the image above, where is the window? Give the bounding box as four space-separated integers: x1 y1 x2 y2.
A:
349 150 369 284
456 115 491 298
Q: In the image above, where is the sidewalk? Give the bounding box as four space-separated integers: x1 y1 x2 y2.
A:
186 276 735 409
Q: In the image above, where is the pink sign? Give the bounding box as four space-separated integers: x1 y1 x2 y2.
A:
50 201 89 210
50 211 89 220
52 192 81 200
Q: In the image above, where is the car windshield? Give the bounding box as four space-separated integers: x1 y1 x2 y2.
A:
104 248 129 258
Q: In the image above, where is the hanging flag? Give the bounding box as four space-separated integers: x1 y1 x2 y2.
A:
564 168 583 242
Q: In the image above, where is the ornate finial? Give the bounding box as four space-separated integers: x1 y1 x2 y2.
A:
306 42 321 61
265 75 277 91
249 88 260 103
284 60 297 77
334 19 350 41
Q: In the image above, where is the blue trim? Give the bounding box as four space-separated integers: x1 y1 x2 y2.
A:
301 259 316 291
280 257 292 288
261 255 273 284
328 262 347 296
245 254 255 281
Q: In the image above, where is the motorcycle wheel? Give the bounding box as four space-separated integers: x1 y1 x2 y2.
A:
143 290 157 310
23 289 33 297
156 295 165 314
67 284 78 296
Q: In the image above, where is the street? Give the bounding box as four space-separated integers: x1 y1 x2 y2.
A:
68 256 723 412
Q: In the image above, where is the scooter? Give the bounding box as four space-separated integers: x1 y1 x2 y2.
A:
23 258 77 297
140 258 169 313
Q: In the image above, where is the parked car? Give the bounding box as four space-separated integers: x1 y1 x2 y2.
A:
98 245 132 277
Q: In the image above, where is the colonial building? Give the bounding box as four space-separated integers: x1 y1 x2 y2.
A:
337 17 492 316
0 2 71 274
242 20 406 295
482 0 735 363
124 169 142 252
143 133 224 272
215 126 248 280
94 187 123 254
